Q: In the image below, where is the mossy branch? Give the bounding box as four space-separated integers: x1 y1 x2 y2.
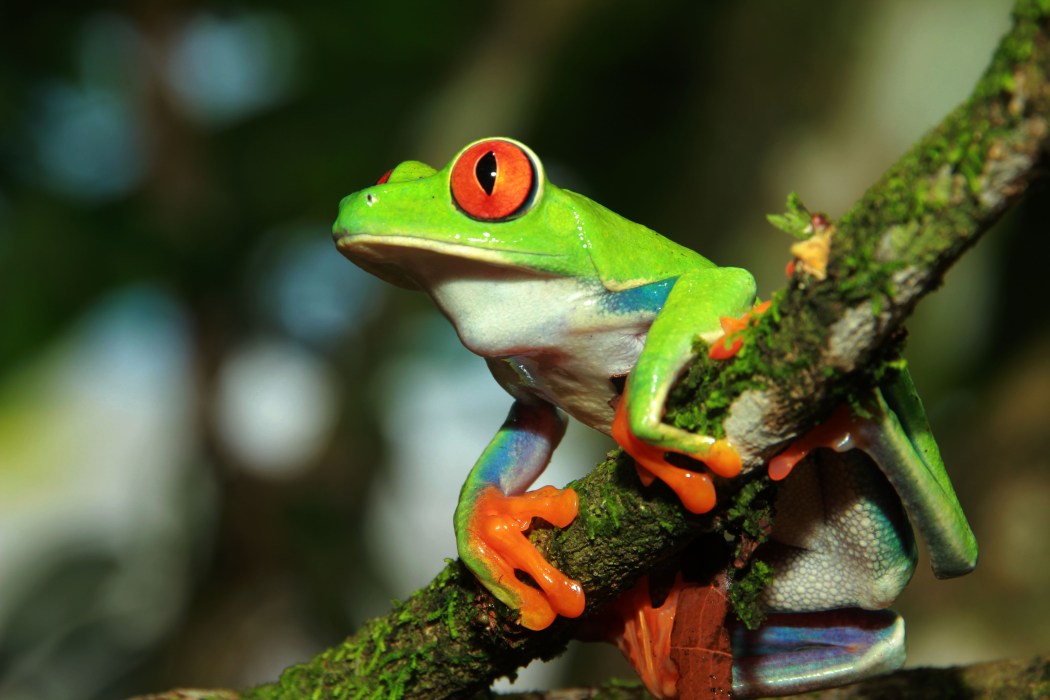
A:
699 0 1050 473
134 653 1050 700
136 2 1050 699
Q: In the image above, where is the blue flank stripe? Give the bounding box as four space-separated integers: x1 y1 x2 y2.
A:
600 277 676 315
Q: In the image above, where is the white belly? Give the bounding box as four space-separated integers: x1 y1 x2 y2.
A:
501 334 644 433
426 272 653 433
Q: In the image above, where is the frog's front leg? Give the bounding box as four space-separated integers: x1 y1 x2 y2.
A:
614 266 757 513
454 398 584 631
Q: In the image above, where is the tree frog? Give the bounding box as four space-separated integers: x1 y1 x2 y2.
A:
332 137 977 698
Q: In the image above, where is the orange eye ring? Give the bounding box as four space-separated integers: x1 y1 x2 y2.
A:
450 139 537 220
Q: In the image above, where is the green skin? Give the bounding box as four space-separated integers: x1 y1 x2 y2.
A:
333 138 977 698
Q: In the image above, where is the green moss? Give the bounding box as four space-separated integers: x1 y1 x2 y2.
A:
240 581 475 700
724 478 771 537
721 478 778 630
665 295 794 439
730 560 774 631
586 678 648 700
578 452 632 539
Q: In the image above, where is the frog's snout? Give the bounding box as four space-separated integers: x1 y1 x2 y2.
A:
333 190 368 238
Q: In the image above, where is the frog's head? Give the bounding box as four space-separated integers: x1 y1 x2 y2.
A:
333 137 643 290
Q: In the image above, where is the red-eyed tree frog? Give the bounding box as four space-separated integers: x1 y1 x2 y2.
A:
332 137 977 698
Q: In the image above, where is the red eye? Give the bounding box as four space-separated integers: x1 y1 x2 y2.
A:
376 169 392 185
450 139 536 220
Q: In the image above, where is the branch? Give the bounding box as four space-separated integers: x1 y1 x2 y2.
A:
136 1 1050 698
496 653 1050 699
493 653 1050 699
704 0 1050 471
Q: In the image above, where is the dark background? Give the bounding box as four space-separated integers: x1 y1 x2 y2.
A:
2 1 1048 698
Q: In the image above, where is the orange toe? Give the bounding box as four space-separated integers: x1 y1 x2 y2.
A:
636 459 716 515
606 575 683 700
469 486 585 628
707 300 772 360
768 405 858 481
612 401 740 515
702 439 742 479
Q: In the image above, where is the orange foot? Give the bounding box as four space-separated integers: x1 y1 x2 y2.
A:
612 398 741 515
612 302 770 513
767 405 858 481
466 485 585 630
708 300 772 360
591 575 683 700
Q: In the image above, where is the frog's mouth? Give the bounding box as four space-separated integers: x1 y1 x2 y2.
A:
334 232 565 290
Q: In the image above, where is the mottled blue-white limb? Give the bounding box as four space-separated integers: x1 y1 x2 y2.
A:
732 609 905 699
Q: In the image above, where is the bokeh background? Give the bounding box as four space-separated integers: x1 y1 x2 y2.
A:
2 1 1049 698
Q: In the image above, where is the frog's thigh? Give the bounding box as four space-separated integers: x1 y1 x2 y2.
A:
759 450 918 612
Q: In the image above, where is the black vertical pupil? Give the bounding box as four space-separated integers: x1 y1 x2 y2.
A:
476 151 497 195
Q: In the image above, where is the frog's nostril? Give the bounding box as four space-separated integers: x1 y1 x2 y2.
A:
366 193 378 206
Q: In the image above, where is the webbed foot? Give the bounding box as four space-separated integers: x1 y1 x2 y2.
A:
595 575 682 700
462 485 584 630
589 573 737 700
612 398 740 514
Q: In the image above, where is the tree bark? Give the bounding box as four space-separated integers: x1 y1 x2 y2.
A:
135 1 1050 698
488 653 1050 700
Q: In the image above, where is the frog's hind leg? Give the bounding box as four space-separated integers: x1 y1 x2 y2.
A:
760 449 918 615
860 369 978 578
593 448 913 700
733 448 915 697
766 367 977 579
734 365 979 697
731 609 905 699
